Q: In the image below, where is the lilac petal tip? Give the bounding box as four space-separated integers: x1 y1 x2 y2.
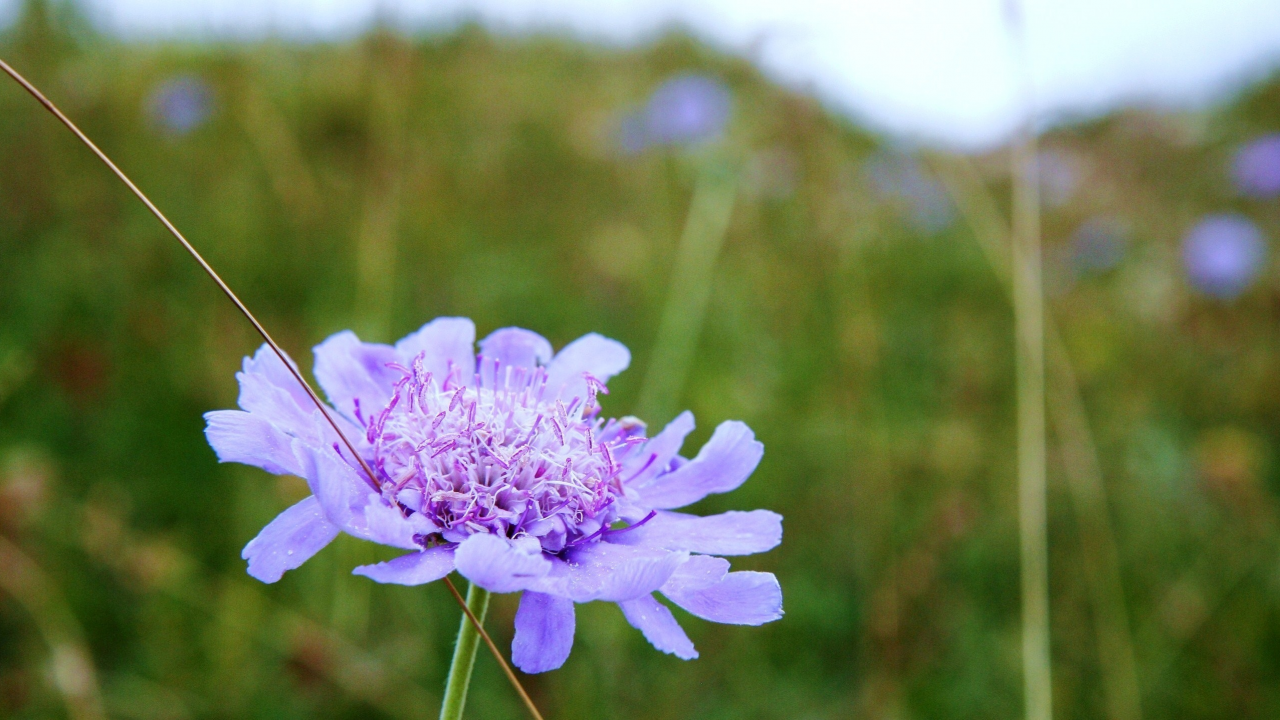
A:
512 591 576 673
204 410 302 477
393 317 477 384
352 546 455 586
478 328 553 372
545 333 631 400
634 420 763 510
611 509 782 556
313 330 400 417
663 570 783 626
624 410 695 488
242 496 340 583
619 594 698 660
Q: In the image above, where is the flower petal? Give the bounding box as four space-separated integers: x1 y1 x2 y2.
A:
453 533 552 593
623 411 695 489
632 421 763 510
313 330 401 419
356 498 421 550
239 343 311 414
228 347 364 453
393 317 477 386
242 496 340 583
477 328 553 380
662 570 783 626
618 594 698 660
544 333 631 401
512 591 576 673
352 546 455 586
662 554 729 590
232 345 342 447
293 441 370 529
611 509 783 556
534 542 687 602
204 410 303 476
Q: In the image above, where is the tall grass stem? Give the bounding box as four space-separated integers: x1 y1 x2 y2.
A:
1003 3 1053 716
931 154 1142 720
0 57 543 720
637 158 737 424
1012 86 1053 720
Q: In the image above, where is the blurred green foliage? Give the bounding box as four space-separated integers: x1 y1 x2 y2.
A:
4 1 1280 718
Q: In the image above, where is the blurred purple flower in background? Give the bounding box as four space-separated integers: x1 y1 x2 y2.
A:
148 76 212 135
866 152 954 234
1182 214 1268 299
620 74 732 152
1070 217 1129 275
204 318 782 672
1231 134 1280 198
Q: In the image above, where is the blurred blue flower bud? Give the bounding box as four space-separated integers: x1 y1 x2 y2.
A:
643 74 732 147
1182 214 1267 299
1231 134 1280 199
148 76 212 136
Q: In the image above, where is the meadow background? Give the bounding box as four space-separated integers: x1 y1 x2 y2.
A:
3 1 1280 718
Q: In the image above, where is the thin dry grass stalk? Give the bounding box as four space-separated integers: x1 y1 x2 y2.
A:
0 57 544 720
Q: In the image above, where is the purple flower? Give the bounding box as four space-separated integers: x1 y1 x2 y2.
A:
1231 134 1280 198
647 75 731 145
148 76 212 136
1182 214 1268 299
205 318 782 672
619 74 732 152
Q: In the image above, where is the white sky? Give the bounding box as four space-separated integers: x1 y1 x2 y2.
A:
6 0 1280 147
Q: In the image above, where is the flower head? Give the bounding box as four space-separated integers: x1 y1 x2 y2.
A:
1231 134 1280 199
205 318 782 671
1182 214 1268 300
618 74 733 152
646 74 732 146
148 76 212 136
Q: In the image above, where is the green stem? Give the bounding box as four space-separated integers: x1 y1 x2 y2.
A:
439 582 491 720
636 157 737 425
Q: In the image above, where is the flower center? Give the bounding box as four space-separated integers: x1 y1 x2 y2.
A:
359 353 637 553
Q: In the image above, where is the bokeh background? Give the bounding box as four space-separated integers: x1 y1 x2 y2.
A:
4 0 1280 718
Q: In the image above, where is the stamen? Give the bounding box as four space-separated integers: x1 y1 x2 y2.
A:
623 453 659 484
603 510 658 537
600 442 615 474
363 349 628 554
